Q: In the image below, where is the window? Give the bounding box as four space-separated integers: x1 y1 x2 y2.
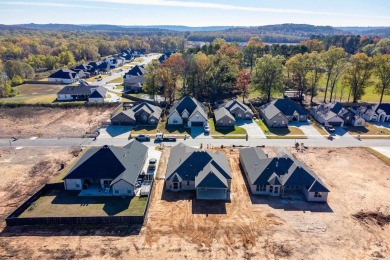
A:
115 189 119 194
173 119 178 124
314 192 322 198
256 185 267 192
75 184 80 188
187 181 190 186
150 118 155 123
128 189 132 194
269 186 273 193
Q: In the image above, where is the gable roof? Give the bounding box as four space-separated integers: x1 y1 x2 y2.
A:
166 143 231 188
214 107 235 122
63 141 147 186
169 96 207 120
239 147 329 192
49 69 77 79
224 100 252 114
124 65 144 77
261 98 307 119
57 85 94 96
132 102 162 119
89 86 107 99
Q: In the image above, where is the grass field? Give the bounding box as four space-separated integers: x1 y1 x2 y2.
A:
346 123 390 135
157 120 191 135
256 119 307 139
131 125 159 135
0 84 64 104
108 77 124 84
208 118 247 135
20 190 147 217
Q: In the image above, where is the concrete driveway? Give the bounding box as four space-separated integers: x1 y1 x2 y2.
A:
191 126 212 139
98 125 132 138
289 121 323 139
331 127 355 140
371 147 390 159
237 120 266 139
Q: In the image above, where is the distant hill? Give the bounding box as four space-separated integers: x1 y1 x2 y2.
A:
5 23 390 43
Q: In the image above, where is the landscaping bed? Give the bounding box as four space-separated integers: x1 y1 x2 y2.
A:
256 119 307 139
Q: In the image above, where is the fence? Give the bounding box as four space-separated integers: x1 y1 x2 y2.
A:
6 180 154 226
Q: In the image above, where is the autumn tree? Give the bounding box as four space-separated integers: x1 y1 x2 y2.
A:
286 53 311 101
244 37 265 73
301 39 324 53
236 69 251 102
306 51 323 103
344 53 373 103
372 54 390 104
143 60 161 101
252 54 285 102
321 47 347 103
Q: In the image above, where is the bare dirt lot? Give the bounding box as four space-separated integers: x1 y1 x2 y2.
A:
0 106 113 138
0 146 389 259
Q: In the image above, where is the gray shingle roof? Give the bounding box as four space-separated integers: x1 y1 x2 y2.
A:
214 107 235 121
49 69 77 79
63 141 147 186
132 102 162 120
58 85 94 95
169 96 207 120
89 86 107 99
224 100 252 114
166 143 231 188
239 147 329 192
261 98 307 119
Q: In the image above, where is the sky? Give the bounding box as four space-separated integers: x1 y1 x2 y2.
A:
0 0 389 27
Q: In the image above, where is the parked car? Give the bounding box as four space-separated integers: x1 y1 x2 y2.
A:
148 158 157 170
135 134 150 141
325 125 335 133
204 124 210 133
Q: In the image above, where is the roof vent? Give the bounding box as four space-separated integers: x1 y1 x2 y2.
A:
276 162 279 168
103 145 109 149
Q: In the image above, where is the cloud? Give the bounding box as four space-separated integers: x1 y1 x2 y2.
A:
83 0 390 19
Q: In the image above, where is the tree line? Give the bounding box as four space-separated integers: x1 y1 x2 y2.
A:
143 38 390 105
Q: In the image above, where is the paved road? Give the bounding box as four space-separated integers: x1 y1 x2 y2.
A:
92 54 161 87
2 136 390 149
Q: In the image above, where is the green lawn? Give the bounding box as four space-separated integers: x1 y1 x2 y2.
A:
208 118 247 135
108 77 124 84
156 120 191 135
131 125 159 135
255 119 307 139
115 85 124 90
20 190 147 217
345 123 390 136
315 75 390 103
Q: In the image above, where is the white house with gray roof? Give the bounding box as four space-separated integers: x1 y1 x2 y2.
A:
63 141 148 196
168 96 208 127
165 143 232 200
239 147 329 202
352 103 390 122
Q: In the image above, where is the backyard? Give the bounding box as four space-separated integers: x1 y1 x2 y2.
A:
20 190 147 217
0 84 62 104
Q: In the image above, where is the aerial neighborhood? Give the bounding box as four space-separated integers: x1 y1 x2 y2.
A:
0 17 390 259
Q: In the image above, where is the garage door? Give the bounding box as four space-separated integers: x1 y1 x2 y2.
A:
329 122 342 126
191 121 204 126
197 188 227 200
